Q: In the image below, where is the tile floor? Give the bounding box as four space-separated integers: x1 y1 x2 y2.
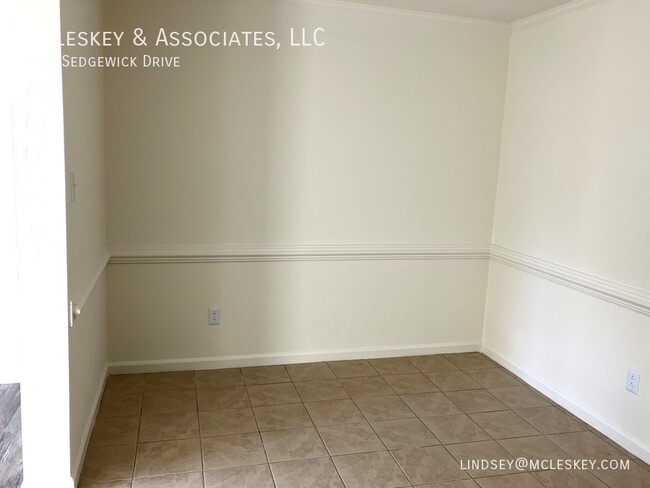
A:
79 353 650 488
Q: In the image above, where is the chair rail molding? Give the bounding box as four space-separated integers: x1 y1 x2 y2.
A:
108 243 492 264
490 244 650 317
70 247 110 312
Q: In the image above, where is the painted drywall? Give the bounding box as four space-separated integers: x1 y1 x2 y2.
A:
62 0 107 294
485 0 650 461
104 0 509 363
105 0 509 247
60 0 108 480
67 275 107 480
108 260 486 365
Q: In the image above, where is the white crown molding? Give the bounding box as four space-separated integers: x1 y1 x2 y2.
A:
70 247 110 311
512 0 608 31
267 0 510 29
108 243 491 264
491 244 650 316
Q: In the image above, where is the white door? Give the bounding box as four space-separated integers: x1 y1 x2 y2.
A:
3 0 74 486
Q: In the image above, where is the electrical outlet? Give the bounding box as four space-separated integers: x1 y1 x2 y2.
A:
626 369 640 394
208 307 220 325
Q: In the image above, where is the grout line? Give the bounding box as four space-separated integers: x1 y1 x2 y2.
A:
91 354 644 486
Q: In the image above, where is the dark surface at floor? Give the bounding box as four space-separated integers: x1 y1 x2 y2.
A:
0 384 23 488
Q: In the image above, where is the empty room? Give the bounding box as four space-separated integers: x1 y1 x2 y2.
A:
2 0 649 487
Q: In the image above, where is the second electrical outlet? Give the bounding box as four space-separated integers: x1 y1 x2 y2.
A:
208 307 221 325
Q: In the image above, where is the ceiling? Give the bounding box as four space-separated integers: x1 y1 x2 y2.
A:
333 0 576 23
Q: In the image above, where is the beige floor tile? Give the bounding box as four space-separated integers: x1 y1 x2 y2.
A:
139 411 199 442
294 379 349 402
421 415 490 444
199 408 257 437
253 403 314 431
247 383 301 406
371 418 439 449
270 457 344 488
142 389 196 415
340 376 395 398
134 438 202 478
132 471 204 488
195 368 243 388
241 365 290 385
392 445 470 485
531 469 609 487
90 416 140 447
514 406 587 434
318 423 385 455
354 396 415 421
304 399 367 426
105 374 145 394
80 481 133 488
400 393 463 417
426 372 482 392
498 436 572 466
488 387 551 409
261 427 327 462
144 371 194 391
82 444 136 483
475 473 544 487
445 353 498 371
202 433 267 470
98 390 143 418
369 358 419 375
465 369 523 389
446 441 519 478
205 464 274 488
286 362 335 381
409 355 459 373
332 451 410 488
383 373 439 394
546 431 627 461
470 411 539 439
328 360 378 378
415 480 479 488
84 358 643 488
197 386 250 411
445 390 508 414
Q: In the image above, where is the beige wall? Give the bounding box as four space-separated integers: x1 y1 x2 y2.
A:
105 0 509 248
108 260 487 366
484 0 650 461
104 0 510 365
61 0 108 481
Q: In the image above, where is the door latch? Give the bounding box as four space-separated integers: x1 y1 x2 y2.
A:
68 301 81 327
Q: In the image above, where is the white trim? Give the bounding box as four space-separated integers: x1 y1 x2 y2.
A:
266 0 510 29
512 0 608 31
108 243 491 264
70 248 110 311
107 341 480 374
71 363 108 484
482 345 650 464
107 243 650 316
491 245 650 317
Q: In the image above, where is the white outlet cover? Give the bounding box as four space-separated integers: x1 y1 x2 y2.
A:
626 369 640 395
208 307 220 325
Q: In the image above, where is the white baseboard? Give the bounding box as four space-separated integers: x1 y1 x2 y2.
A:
72 363 108 485
482 345 650 465
107 341 481 374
